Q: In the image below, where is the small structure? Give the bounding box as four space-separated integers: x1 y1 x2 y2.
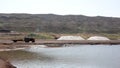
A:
87 36 110 40
57 36 85 40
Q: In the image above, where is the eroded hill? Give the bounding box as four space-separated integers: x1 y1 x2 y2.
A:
0 13 120 33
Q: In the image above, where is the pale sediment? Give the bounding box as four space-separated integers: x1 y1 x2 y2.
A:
87 36 110 40
57 36 85 40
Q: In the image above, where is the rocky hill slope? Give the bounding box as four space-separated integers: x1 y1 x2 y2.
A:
0 13 120 33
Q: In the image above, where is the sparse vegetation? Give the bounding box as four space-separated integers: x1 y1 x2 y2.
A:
27 33 54 39
0 14 119 40
100 33 120 40
0 14 120 34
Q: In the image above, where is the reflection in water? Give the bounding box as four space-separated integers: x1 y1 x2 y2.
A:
0 45 120 68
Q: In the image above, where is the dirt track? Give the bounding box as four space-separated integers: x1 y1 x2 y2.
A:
0 40 120 51
0 40 120 45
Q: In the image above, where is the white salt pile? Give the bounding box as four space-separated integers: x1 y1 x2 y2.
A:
87 36 110 40
57 36 85 40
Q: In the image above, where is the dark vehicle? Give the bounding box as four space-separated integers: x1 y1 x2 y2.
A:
12 34 35 43
12 37 35 43
24 37 35 43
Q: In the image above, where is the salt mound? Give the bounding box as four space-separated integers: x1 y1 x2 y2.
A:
57 36 85 40
87 36 110 40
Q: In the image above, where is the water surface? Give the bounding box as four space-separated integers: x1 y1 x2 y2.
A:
0 45 120 68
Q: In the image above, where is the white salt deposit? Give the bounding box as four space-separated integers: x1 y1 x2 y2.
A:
30 45 48 48
57 36 85 40
87 36 110 40
0 48 26 51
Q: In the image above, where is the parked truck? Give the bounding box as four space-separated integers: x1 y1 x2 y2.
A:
12 33 35 43
12 37 35 43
